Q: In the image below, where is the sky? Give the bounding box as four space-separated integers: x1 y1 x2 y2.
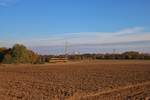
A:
0 0 150 54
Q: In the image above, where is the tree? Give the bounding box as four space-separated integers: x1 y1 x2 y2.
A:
0 44 40 64
28 50 39 63
3 54 12 64
0 48 11 63
11 44 30 63
8 44 39 64
0 51 4 63
122 51 140 59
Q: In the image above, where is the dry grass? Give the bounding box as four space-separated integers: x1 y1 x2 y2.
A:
0 60 150 100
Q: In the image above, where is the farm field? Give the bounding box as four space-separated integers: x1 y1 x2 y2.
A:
0 60 150 100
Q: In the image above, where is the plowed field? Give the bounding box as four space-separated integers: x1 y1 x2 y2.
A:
0 60 150 100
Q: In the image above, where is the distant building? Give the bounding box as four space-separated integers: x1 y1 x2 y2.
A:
49 57 68 63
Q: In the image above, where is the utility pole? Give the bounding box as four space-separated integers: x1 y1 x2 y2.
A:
113 49 116 59
113 49 116 54
64 41 68 58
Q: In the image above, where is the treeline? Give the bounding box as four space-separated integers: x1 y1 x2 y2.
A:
0 44 40 64
42 51 150 62
1 44 150 64
67 51 150 60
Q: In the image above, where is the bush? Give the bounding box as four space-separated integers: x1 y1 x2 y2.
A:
3 54 12 64
0 44 40 64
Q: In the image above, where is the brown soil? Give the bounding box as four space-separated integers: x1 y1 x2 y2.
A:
0 60 150 100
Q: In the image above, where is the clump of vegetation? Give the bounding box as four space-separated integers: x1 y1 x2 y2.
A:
0 44 40 64
42 51 150 62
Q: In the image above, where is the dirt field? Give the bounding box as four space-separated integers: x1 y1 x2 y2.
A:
0 60 150 100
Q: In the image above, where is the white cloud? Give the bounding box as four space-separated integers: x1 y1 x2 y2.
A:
0 0 19 7
1 27 150 47
115 27 144 35
19 27 149 47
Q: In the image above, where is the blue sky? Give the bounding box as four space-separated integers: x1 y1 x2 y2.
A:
0 0 150 54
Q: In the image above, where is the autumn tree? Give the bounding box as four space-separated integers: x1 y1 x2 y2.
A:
10 44 30 63
1 44 40 64
0 48 11 63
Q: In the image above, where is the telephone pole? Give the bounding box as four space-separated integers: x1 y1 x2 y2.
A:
65 41 68 58
113 49 116 54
